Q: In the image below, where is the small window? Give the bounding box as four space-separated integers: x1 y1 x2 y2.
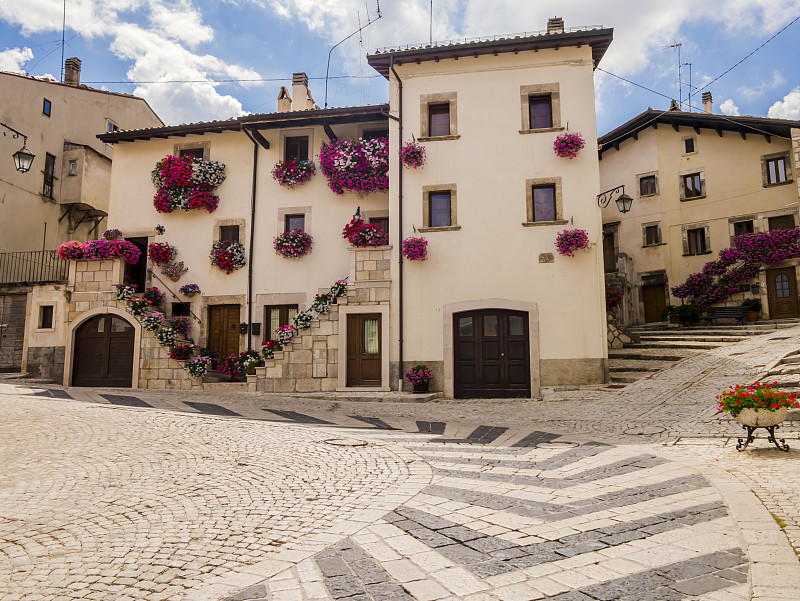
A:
178 147 204 159
528 95 553 129
687 227 707 255
531 185 556 222
284 214 305 233
43 153 56 198
219 225 240 242
43 98 51 117
39 305 54 329
428 191 452 227
363 129 389 141
172 303 191 317
429 104 450 137
369 217 389 235
733 220 754 239
639 175 657 196
644 225 661 246
682 173 703 199
766 157 788 185
684 138 695 154
67 160 78 176
107 121 120 133
265 305 298 341
285 136 309 162
769 215 795 231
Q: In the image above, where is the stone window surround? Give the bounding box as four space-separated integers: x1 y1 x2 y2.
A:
280 128 314 162
213 218 246 245
523 177 567 226
418 92 459 141
679 168 706 201
337 304 390 392
358 124 390 139
729 215 758 241
682 135 698 156
761 151 793 187
641 221 664 247
256 292 307 343
519 83 563 133
681 222 712 256
198 295 246 352
277 206 311 235
173 141 211 161
442 298 540 399
759 208 799 230
35 304 56 332
420 184 460 232
637 170 659 198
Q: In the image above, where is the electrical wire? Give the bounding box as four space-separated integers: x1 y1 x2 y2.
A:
78 74 384 85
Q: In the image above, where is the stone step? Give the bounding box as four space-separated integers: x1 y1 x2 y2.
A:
625 340 726 350
637 335 748 343
609 372 649 383
630 322 798 333
609 348 697 361
608 359 674 372
780 356 800 365
203 382 248 392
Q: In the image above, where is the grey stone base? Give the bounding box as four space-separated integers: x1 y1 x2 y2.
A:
391 361 445 393
25 346 66 382
540 358 607 386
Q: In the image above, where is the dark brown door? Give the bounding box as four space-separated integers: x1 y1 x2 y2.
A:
347 314 381 386
73 315 135 387
642 284 667 323
767 268 799 319
454 310 530 399
603 232 616 272
124 237 148 292
208 305 240 359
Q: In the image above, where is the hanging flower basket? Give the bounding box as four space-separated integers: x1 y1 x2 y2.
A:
58 239 141 263
148 242 176 266
161 261 188 280
342 217 388 247
274 229 313 258
400 141 426 169
401 237 428 261
151 155 225 213
102 228 122 241
319 137 389 195
179 283 201 297
553 132 586 159
272 159 316 189
210 241 246 274
555 229 590 257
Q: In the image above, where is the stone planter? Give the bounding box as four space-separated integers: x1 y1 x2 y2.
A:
735 407 788 427
746 310 759 322
412 381 430 394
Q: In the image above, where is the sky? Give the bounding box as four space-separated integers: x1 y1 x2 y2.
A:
1 0 799 133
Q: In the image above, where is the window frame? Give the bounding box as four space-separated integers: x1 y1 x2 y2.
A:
264 304 299 342
38 305 54 330
528 95 553 130
420 184 459 232
42 98 51 117
43 153 56 199
642 223 663 247
219 225 240 243
284 135 310 162
682 136 697 155
680 170 705 201
213 218 246 245
762 152 793 187
523 177 566 226
638 172 659 197
519 83 562 133
284 214 305 233
682 223 711 256
361 128 389 141
67 159 78 177
173 141 210 161
419 92 458 140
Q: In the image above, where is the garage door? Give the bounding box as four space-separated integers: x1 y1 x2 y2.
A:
72 315 135 387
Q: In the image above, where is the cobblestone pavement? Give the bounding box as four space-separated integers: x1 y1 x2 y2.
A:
3 326 800 600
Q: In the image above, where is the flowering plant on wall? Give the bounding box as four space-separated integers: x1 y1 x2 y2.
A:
399 140 426 169
311 292 332 314
142 287 165 306
129 297 151 317
187 355 212 377
261 339 282 360
293 310 314 330
210 241 246 274
553 132 586 159
169 343 194 361
155 326 176 346
319 137 389 195
151 155 226 213
219 353 246 381
161 261 188 278
179 283 200 296
606 285 623 310
555 229 590 257
57 241 84 260
58 239 141 263
272 159 316 189
114 278 137 301
148 242 176 265
275 324 297 345
274 229 313 258
170 316 191 336
342 217 388 247
401 237 428 261
330 278 348 299
103 228 122 240
405 364 434 385
142 312 164 332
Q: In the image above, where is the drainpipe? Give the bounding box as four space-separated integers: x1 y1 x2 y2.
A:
389 56 404 392
243 127 259 351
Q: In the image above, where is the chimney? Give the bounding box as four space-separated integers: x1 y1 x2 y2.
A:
291 72 315 111
702 91 713 114
64 57 81 85
547 17 565 35
277 86 292 113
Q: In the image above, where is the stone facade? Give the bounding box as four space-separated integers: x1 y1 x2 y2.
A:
0 291 28 371
25 346 66 381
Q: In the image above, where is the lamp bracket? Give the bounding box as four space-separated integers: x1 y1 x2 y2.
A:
1 122 27 145
597 185 627 209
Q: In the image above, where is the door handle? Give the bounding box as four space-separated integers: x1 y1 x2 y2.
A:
501 353 505 357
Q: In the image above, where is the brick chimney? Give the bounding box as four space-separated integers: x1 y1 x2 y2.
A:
291 72 316 111
547 17 565 35
277 86 291 113
702 91 713 114
64 57 81 85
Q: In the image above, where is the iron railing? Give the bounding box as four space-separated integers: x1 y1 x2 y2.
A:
0 250 68 285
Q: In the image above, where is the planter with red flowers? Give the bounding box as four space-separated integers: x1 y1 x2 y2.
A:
553 132 586 159
58 239 141 263
320 136 389 195
555 229 590 257
718 382 800 451
210 241 246 274
342 217 388 248
151 154 226 213
272 159 316 189
274 229 313 258
148 242 177 266
399 140 426 169
401 237 428 261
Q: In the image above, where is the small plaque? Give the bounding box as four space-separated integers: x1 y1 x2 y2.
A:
539 253 554 263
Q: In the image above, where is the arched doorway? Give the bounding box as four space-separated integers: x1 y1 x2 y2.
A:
72 314 135 387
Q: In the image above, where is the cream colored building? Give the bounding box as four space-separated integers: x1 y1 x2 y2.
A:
24 19 616 396
599 98 800 324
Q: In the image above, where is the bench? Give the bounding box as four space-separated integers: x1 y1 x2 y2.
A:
701 306 750 325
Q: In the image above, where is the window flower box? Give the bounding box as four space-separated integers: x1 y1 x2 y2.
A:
57 239 141 263
342 217 388 248
272 159 316 189
319 137 389 195
210 241 246 274
151 155 225 213
274 229 313 258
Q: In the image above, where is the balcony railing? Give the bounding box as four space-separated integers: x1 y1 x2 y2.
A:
0 250 68 285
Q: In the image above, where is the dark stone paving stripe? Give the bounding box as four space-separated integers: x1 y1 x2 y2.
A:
431 425 509 445
416 420 446 435
531 441 611 470
33 388 73 399
100 394 152 407
221 584 268 601
263 409 333 424
347 415 400 430
511 430 561 447
184 401 242 416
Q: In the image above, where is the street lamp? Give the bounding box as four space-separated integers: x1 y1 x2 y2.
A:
597 185 633 214
1 122 35 172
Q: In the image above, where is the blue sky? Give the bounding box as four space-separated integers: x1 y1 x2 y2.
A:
1 1 799 132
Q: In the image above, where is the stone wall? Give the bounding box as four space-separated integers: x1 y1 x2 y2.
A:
26 346 65 381
0 290 28 371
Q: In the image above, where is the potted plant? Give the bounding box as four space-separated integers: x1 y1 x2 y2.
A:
553 132 586 159
319 137 389 195
742 298 762 322
103 228 122 241
155 325 177 346
142 287 165 307
210 240 246 274
342 217 388 248
240 349 263 375
162 261 188 282
555 229 590 257
401 237 428 261
187 355 212 378
142 312 164 332
261 339 282 360
179 283 201 297
661 305 680 325
114 278 138 301
271 159 316 189
718 382 799 451
148 242 176 266
219 353 246 381
151 154 225 213
169 343 194 361
129 297 152 317
675 303 700 326
170 316 191 337
274 229 313 258
405 364 434 393
400 140 426 169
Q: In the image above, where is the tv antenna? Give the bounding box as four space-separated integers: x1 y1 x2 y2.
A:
324 0 382 108
430 0 433 45
60 0 66 82
663 41 683 109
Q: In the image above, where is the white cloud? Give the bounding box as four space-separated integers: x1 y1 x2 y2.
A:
768 88 800 119
738 70 785 99
0 47 33 72
719 98 741 115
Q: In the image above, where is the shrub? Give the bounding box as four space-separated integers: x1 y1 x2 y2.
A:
405 364 434 385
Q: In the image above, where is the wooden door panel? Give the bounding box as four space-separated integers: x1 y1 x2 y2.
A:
208 305 240 358
767 268 799 319
643 284 666 323
73 315 134 387
346 314 382 386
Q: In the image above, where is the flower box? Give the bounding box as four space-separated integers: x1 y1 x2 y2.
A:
151 155 225 213
274 229 313 258
210 241 246 274
272 160 315 189
320 137 388 195
553 132 585 159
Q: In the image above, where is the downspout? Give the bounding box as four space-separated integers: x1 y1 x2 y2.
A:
389 56 404 392
243 127 259 351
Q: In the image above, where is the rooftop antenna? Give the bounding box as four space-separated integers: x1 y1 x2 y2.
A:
60 0 66 82
683 62 692 110
324 0 382 108
430 0 433 45
663 42 683 109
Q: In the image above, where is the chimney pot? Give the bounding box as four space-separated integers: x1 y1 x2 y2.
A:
64 57 81 85
547 17 565 35
291 72 316 111
702 91 712 114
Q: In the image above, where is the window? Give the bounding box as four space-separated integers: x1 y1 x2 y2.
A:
644 225 662 246
639 175 657 196
363 129 389 141
265 305 298 341
285 136 309 162
107 121 120 133
67 160 78 176
172 303 190 317
687 227 707 255
429 104 450 137
178 147 204 159
43 153 56 198
766 156 788 185
428 191 452 227
733 220 754 239
420 92 457 139
531 185 556 222
683 137 696 154
528 95 553 129
39 305 54 329
369 217 389 236
219 225 240 242
284 214 305 232
769 215 795 231
681 172 703 199
42 98 51 117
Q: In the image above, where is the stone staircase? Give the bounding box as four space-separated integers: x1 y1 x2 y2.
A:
609 320 800 386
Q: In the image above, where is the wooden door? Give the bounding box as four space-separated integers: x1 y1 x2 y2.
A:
642 284 667 323
454 310 530 399
208 305 240 359
766 268 799 319
346 314 382 386
73 315 135 387
123 237 148 292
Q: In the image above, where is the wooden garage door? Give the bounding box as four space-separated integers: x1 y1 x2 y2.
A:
72 315 135 387
454 309 530 399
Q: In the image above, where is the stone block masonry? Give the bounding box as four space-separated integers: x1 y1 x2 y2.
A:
0 291 29 371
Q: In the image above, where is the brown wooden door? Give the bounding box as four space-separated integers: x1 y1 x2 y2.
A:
208 305 240 359
766 268 799 319
454 310 530 399
73 315 135 387
123 237 148 292
346 314 382 386
642 284 667 323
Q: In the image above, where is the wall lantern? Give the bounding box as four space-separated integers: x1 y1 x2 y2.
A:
597 185 633 214
1 122 35 173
